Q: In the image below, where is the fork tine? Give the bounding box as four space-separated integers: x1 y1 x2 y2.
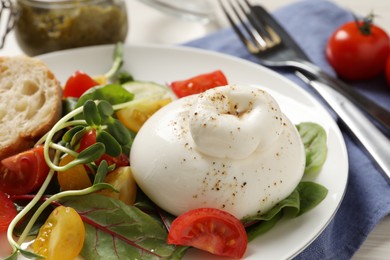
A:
241 0 282 47
219 0 281 53
219 0 266 52
239 0 273 41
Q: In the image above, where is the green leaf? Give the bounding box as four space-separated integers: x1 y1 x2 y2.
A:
242 189 300 224
96 131 122 157
246 211 283 241
60 194 186 259
70 127 88 148
116 71 134 84
19 248 44 259
107 119 132 146
296 182 328 216
83 100 102 126
97 100 114 121
296 122 328 174
94 160 109 185
76 84 134 109
62 125 86 143
75 142 105 165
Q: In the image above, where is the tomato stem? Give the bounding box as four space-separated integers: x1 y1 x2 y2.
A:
354 12 375 35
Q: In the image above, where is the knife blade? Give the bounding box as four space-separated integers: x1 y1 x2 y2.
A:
296 71 390 181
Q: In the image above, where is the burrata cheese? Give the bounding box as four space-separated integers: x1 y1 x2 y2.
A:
130 85 305 219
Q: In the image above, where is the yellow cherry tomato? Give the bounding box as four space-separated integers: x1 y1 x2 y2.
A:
31 206 85 260
57 154 92 191
116 97 172 132
97 166 137 205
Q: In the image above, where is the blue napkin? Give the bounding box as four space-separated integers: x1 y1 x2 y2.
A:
184 0 390 259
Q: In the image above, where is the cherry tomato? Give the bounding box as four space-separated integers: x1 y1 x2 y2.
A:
63 70 98 98
386 55 390 87
97 166 137 205
0 191 17 232
78 129 129 167
116 97 172 132
57 155 92 191
170 70 228 98
0 146 50 195
168 208 248 258
326 14 390 81
31 206 85 260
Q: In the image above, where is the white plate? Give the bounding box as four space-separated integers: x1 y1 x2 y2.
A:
6 44 348 259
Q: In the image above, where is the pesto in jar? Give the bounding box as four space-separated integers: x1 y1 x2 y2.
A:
15 0 128 56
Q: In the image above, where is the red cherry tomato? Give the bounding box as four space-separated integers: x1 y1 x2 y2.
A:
0 191 17 232
168 208 248 259
386 55 390 87
170 70 228 98
78 129 129 167
63 71 98 98
0 146 50 195
326 14 390 81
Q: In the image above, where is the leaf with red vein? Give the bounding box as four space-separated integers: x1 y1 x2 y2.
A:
60 193 187 259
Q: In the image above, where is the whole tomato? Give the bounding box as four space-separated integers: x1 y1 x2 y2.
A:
386 55 390 87
326 14 390 81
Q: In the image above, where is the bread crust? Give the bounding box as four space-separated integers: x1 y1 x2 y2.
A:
0 56 63 160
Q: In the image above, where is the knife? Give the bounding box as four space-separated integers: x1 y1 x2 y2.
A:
296 71 390 181
252 5 390 133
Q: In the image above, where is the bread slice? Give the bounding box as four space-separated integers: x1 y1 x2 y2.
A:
0 56 63 160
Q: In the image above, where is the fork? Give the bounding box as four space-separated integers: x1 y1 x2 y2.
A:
219 0 390 180
0 0 15 49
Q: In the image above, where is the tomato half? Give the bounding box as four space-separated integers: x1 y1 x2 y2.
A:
0 146 50 195
170 70 228 98
63 70 98 98
167 208 248 259
326 15 390 81
0 191 17 232
32 206 85 260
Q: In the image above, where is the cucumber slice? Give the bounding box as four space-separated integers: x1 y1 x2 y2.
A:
122 81 177 100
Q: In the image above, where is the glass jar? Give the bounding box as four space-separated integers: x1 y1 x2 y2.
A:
14 0 128 56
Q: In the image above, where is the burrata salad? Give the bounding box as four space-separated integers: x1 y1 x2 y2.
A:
2 44 328 260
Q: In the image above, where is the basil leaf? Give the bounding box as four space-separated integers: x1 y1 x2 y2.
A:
76 84 134 108
296 122 328 174
246 212 283 242
296 181 328 216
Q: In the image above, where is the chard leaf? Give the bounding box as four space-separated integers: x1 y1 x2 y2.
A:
296 122 328 174
60 194 187 259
